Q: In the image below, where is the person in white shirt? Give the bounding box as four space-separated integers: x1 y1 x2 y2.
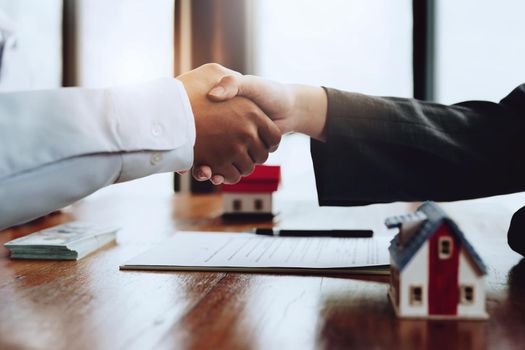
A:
0 63 281 230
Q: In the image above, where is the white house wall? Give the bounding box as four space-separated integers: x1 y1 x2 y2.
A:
399 241 429 317
457 250 487 317
223 193 272 213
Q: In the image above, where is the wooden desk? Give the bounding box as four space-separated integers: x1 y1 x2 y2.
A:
2 188 525 350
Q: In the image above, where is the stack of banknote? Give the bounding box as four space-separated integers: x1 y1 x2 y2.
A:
4 222 120 260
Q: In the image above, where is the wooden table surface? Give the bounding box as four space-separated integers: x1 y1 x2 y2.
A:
2 185 525 350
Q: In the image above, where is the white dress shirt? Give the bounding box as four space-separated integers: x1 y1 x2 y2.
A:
0 78 195 230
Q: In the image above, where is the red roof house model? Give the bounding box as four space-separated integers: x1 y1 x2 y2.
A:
221 165 281 221
386 201 488 320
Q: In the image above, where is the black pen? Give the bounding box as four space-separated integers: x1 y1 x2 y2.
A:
253 228 373 238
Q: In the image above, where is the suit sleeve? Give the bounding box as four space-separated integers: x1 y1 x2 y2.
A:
311 84 525 206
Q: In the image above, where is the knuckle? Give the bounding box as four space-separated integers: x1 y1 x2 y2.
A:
234 125 257 146
223 74 238 85
243 105 262 120
232 143 246 155
242 128 259 144
204 62 222 72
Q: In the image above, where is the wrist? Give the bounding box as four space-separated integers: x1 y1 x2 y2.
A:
290 85 328 141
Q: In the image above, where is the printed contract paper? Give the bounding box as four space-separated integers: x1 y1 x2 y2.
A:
121 232 391 275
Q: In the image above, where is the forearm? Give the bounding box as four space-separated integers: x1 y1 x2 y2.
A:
0 146 192 230
0 78 195 180
0 154 120 230
0 78 196 228
311 85 525 205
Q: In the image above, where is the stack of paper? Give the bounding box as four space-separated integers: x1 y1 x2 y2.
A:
121 231 391 275
4 222 120 260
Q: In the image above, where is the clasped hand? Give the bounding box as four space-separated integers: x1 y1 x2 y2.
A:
177 64 281 185
177 63 327 185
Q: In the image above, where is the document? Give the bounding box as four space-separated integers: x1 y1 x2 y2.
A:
120 231 391 275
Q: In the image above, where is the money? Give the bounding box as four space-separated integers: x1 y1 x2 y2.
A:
4 222 120 260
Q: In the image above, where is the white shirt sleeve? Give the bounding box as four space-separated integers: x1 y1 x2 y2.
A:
0 78 195 229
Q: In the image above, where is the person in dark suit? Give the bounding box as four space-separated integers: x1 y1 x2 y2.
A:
194 67 525 255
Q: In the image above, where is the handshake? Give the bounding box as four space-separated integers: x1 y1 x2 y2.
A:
176 63 328 185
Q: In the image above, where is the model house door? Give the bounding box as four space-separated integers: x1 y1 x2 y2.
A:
428 225 461 315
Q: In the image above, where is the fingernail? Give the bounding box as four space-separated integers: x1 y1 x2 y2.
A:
193 169 204 180
209 86 225 97
211 176 224 185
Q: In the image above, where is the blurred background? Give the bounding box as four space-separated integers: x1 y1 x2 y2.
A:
1 0 524 203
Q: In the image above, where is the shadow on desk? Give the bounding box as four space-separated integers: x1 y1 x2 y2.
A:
318 288 487 349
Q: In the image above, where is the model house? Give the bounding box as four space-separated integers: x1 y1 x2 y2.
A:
386 201 488 320
222 165 280 220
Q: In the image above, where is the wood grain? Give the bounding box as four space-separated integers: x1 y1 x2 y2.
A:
1 187 525 350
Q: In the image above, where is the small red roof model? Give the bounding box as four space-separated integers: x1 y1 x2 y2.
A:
222 165 281 221
222 165 280 193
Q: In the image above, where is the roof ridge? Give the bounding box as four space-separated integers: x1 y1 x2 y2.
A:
388 202 487 275
417 201 448 221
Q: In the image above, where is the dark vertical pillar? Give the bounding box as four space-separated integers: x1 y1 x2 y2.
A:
174 0 250 193
413 0 435 101
62 0 78 87
189 0 249 73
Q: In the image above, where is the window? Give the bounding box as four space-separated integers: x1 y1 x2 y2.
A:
233 199 242 212
253 0 412 95
253 0 412 200
254 199 263 211
410 285 423 306
460 285 475 304
435 0 525 104
438 237 453 259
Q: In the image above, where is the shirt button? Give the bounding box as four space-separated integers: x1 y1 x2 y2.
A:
151 122 164 136
150 152 163 165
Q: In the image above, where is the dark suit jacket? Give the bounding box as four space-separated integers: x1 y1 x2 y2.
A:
310 84 525 253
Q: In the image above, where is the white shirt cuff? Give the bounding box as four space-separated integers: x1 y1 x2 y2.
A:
117 144 194 182
108 78 196 178
108 77 195 152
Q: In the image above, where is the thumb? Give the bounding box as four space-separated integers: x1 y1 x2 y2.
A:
208 75 245 101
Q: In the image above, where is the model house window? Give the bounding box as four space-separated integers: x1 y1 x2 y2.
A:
438 237 453 259
233 199 242 211
460 285 475 304
410 285 423 306
254 199 263 211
